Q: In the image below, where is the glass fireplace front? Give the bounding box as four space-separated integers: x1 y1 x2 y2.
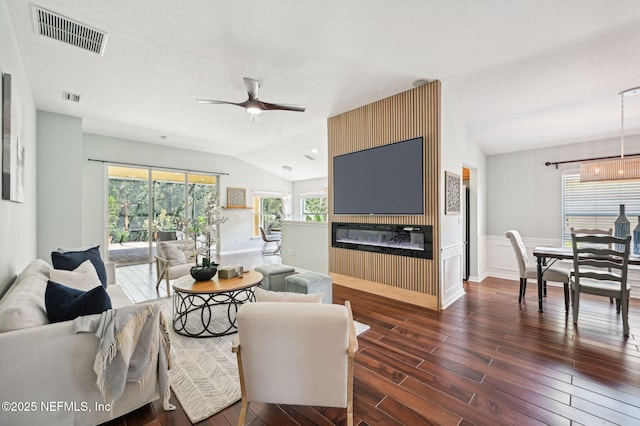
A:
331 222 433 259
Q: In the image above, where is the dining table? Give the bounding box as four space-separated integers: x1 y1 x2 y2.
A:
532 246 640 312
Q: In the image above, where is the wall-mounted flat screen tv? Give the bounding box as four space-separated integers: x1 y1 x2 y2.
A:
333 136 424 215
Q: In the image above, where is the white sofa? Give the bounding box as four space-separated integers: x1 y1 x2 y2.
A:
0 259 161 426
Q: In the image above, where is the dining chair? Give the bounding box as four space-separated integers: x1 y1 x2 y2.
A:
259 227 281 255
505 230 571 312
570 233 631 336
570 228 615 307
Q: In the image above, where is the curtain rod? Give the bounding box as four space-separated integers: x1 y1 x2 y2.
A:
544 152 640 169
87 158 229 176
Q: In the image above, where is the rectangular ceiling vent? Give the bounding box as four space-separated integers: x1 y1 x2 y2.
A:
63 91 81 102
31 6 108 55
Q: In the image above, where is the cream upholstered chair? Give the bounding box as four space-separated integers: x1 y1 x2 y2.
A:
155 239 195 296
232 301 358 426
570 233 632 336
505 230 571 312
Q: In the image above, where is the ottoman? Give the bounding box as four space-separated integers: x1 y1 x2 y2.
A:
285 272 333 304
254 264 296 292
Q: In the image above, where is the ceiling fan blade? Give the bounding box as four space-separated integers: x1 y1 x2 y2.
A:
260 101 306 112
197 99 246 108
244 78 260 100
198 78 305 114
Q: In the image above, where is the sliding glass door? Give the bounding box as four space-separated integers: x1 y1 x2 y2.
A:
151 170 186 242
107 166 218 265
107 167 151 265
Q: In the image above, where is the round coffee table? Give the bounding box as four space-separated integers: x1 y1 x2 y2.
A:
172 270 263 337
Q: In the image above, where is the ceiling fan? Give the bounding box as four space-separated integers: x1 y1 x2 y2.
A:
197 77 306 116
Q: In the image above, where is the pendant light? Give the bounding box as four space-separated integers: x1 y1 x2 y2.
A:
580 87 640 182
282 165 292 200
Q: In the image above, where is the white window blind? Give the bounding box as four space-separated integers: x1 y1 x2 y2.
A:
562 171 640 246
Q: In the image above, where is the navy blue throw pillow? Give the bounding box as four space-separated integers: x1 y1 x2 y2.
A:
51 246 108 288
45 280 112 323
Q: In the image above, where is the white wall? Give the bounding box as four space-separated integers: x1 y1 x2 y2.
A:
440 85 488 305
0 0 37 295
487 135 640 239
33 121 290 260
280 221 328 274
83 133 289 254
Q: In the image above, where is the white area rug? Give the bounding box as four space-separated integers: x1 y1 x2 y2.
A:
158 299 240 424
354 320 370 335
157 299 370 424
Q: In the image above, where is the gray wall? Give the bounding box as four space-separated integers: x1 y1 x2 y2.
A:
0 0 37 296
487 135 640 239
37 112 83 258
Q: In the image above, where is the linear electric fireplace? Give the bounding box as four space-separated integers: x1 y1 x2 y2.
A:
331 222 433 259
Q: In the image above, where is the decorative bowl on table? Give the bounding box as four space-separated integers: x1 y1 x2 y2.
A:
190 264 218 281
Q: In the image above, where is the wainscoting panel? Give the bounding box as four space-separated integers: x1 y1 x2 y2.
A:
487 235 563 281
441 243 465 309
471 235 489 283
328 81 441 304
485 234 640 297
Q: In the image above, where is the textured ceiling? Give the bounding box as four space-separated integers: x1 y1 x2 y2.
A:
5 0 640 180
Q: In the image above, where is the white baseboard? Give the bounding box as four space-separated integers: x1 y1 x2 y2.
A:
219 247 262 256
441 243 465 309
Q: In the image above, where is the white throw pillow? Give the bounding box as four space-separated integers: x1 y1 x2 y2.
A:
0 259 51 332
157 241 186 266
254 287 324 303
49 260 103 291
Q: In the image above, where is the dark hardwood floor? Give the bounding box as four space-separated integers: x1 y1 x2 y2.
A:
106 270 640 426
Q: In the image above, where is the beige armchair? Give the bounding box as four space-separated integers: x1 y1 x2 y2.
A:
232 301 358 426
155 239 195 296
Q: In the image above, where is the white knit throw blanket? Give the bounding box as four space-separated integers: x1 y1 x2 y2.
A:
73 303 175 411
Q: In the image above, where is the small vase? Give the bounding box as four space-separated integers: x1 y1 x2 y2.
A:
634 216 640 255
614 204 631 251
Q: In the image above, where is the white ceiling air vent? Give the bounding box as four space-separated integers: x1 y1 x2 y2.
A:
63 91 81 102
31 6 108 55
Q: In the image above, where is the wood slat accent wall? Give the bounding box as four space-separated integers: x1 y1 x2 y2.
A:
328 81 441 307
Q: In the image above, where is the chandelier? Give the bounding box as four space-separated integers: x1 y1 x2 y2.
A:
580 87 640 182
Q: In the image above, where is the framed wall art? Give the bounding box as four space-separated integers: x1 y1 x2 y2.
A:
227 187 247 208
445 171 461 215
2 73 25 203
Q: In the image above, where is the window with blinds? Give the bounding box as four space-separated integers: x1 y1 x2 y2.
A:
562 171 640 246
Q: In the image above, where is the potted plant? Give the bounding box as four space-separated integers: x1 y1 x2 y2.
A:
144 209 176 241
184 192 228 280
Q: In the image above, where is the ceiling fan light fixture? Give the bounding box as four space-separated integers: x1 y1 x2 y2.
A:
198 78 305 115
